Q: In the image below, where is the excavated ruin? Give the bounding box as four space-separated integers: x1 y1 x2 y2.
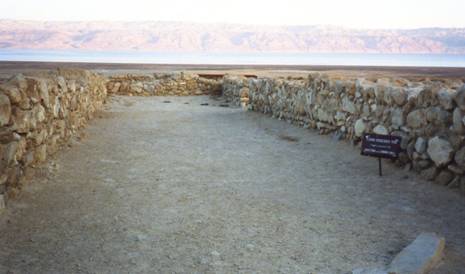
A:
0 69 465 273
1 69 464 205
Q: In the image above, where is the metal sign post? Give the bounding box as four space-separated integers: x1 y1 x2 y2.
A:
361 133 402 176
378 158 382 176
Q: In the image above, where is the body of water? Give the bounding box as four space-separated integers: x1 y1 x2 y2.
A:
1 50 465 67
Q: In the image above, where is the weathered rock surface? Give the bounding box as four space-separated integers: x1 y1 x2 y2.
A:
437 88 455 110
391 108 404 128
387 233 445 274
354 119 366 137
455 147 465 169
391 87 407 106
406 109 427 129
452 108 465 133
0 194 5 211
415 137 427 154
455 85 465 111
373 125 388 135
0 93 11 126
427 137 454 167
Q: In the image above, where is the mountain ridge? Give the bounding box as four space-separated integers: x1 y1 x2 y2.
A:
1 19 465 54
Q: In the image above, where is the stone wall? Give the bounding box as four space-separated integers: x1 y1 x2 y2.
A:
2 69 464 208
106 72 222 96
223 74 465 193
222 75 250 107
0 69 108 206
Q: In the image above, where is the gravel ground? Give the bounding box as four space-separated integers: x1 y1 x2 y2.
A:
1 95 465 274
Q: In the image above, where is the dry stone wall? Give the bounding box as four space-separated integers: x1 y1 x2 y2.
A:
222 75 250 107
223 74 465 193
0 70 223 208
2 69 464 208
0 69 107 206
107 72 222 96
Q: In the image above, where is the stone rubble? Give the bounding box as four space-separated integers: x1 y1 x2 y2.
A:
223 73 465 193
349 233 445 274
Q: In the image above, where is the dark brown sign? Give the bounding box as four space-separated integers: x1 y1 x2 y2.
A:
361 133 402 159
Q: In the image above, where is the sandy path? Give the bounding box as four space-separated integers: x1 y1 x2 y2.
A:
0 96 464 274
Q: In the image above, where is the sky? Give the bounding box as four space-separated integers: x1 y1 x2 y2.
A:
2 0 465 29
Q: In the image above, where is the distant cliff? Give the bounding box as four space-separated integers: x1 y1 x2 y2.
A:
1 20 465 54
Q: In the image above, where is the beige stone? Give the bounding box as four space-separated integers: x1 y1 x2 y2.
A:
437 88 455 110
34 145 47 164
452 108 465 133
455 146 465 168
427 137 454 167
373 125 388 135
0 194 5 211
454 85 465 111
354 119 366 137
0 85 22 104
391 87 407 106
388 233 445 274
38 79 50 108
406 109 427 129
0 93 11 126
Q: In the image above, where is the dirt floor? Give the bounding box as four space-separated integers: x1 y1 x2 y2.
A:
1 96 465 274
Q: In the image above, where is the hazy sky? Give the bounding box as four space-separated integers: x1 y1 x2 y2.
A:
2 0 464 29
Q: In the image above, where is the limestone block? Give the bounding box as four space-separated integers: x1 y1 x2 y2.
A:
391 87 407 106
454 85 465 111
57 76 68 92
406 109 427 129
0 84 22 105
415 137 427 154
373 125 388 135
11 107 32 133
354 119 366 137
455 146 465 169
342 96 357 114
425 106 451 126
33 144 47 164
427 137 454 167
33 104 46 123
391 108 404 128
0 93 11 126
25 78 41 104
0 194 5 211
452 108 464 133
387 233 445 274
437 88 455 110
38 79 50 108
